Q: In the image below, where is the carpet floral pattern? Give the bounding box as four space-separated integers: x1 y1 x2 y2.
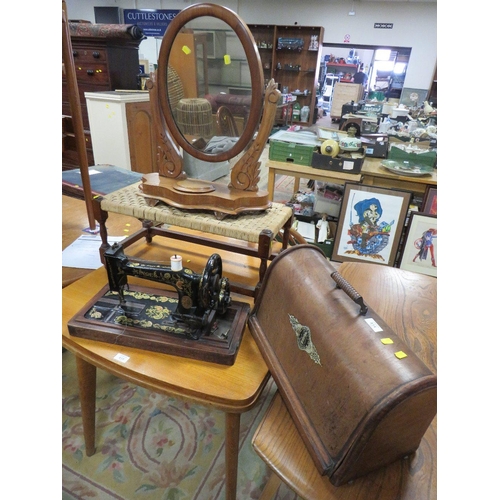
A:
62 351 299 500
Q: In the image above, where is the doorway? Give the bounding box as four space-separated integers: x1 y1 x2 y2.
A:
318 43 411 112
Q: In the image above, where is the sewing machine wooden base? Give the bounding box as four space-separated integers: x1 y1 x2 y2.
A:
68 284 249 365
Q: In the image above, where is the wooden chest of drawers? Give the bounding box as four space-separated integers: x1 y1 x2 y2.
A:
62 23 145 169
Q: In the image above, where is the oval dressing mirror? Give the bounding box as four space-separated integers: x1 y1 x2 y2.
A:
157 4 264 163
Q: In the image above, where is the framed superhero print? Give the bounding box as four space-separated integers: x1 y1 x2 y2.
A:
331 183 412 266
399 212 437 277
422 186 437 215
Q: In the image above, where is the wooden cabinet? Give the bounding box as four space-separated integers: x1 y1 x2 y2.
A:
85 91 158 174
125 100 158 174
62 23 144 169
249 24 324 126
329 83 364 121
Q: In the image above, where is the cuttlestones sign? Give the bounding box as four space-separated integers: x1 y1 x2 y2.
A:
123 9 181 37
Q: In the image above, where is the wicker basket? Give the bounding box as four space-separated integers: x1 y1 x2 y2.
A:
167 66 185 111
175 98 214 139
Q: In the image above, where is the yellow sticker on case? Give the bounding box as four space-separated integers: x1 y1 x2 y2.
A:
394 351 407 359
224 54 231 64
182 45 191 55
381 338 393 345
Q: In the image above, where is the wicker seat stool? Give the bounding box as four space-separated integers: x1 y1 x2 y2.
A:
93 183 293 297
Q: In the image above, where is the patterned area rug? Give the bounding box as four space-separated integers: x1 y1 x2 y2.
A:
62 350 299 500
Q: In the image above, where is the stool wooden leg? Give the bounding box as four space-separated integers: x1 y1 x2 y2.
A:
75 356 97 456
256 229 273 297
259 471 282 500
142 220 154 243
225 412 241 500
281 216 292 251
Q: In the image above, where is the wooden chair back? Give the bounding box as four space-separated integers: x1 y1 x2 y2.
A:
216 106 239 137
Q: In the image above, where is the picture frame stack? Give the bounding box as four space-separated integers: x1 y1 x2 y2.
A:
331 183 437 277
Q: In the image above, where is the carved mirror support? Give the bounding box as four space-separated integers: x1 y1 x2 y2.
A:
146 76 184 180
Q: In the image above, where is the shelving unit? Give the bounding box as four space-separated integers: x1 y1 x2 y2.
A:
249 24 324 126
325 62 360 83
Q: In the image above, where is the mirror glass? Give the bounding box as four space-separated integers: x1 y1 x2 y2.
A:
158 7 264 163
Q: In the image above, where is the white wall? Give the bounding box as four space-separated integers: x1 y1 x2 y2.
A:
65 0 436 94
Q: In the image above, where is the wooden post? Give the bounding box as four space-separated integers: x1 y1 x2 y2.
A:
62 1 96 230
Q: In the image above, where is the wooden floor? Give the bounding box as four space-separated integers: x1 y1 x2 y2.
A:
62 195 143 287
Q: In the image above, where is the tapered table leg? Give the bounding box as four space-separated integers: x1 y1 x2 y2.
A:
259 471 282 500
75 356 97 456
225 412 241 500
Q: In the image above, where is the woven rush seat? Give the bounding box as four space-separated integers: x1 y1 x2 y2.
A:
101 183 292 244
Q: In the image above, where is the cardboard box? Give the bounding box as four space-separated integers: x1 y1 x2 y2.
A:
269 140 315 166
311 150 365 174
362 134 389 158
314 197 342 218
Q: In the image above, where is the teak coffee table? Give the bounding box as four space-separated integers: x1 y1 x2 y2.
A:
62 236 270 500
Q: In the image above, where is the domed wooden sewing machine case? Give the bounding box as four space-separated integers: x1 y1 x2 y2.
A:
248 245 437 486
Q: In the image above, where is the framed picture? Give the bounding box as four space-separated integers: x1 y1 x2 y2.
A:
399 212 437 277
332 183 412 266
422 186 437 215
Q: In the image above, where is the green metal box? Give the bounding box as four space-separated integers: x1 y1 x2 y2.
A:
269 139 316 166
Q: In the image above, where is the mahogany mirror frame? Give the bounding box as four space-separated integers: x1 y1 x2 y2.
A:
157 3 264 163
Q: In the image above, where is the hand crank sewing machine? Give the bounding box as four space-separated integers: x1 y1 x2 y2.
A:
68 243 248 365
104 243 231 340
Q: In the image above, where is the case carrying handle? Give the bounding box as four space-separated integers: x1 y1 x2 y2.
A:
331 270 368 316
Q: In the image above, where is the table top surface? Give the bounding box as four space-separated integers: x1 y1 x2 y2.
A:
267 160 363 182
252 261 437 499
361 156 437 185
62 234 270 413
267 156 437 186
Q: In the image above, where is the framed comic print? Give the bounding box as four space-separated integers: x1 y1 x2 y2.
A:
422 186 437 215
399 212 437 277
331 183 412 266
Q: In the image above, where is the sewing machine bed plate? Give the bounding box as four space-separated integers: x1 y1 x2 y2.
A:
68 284 249 365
